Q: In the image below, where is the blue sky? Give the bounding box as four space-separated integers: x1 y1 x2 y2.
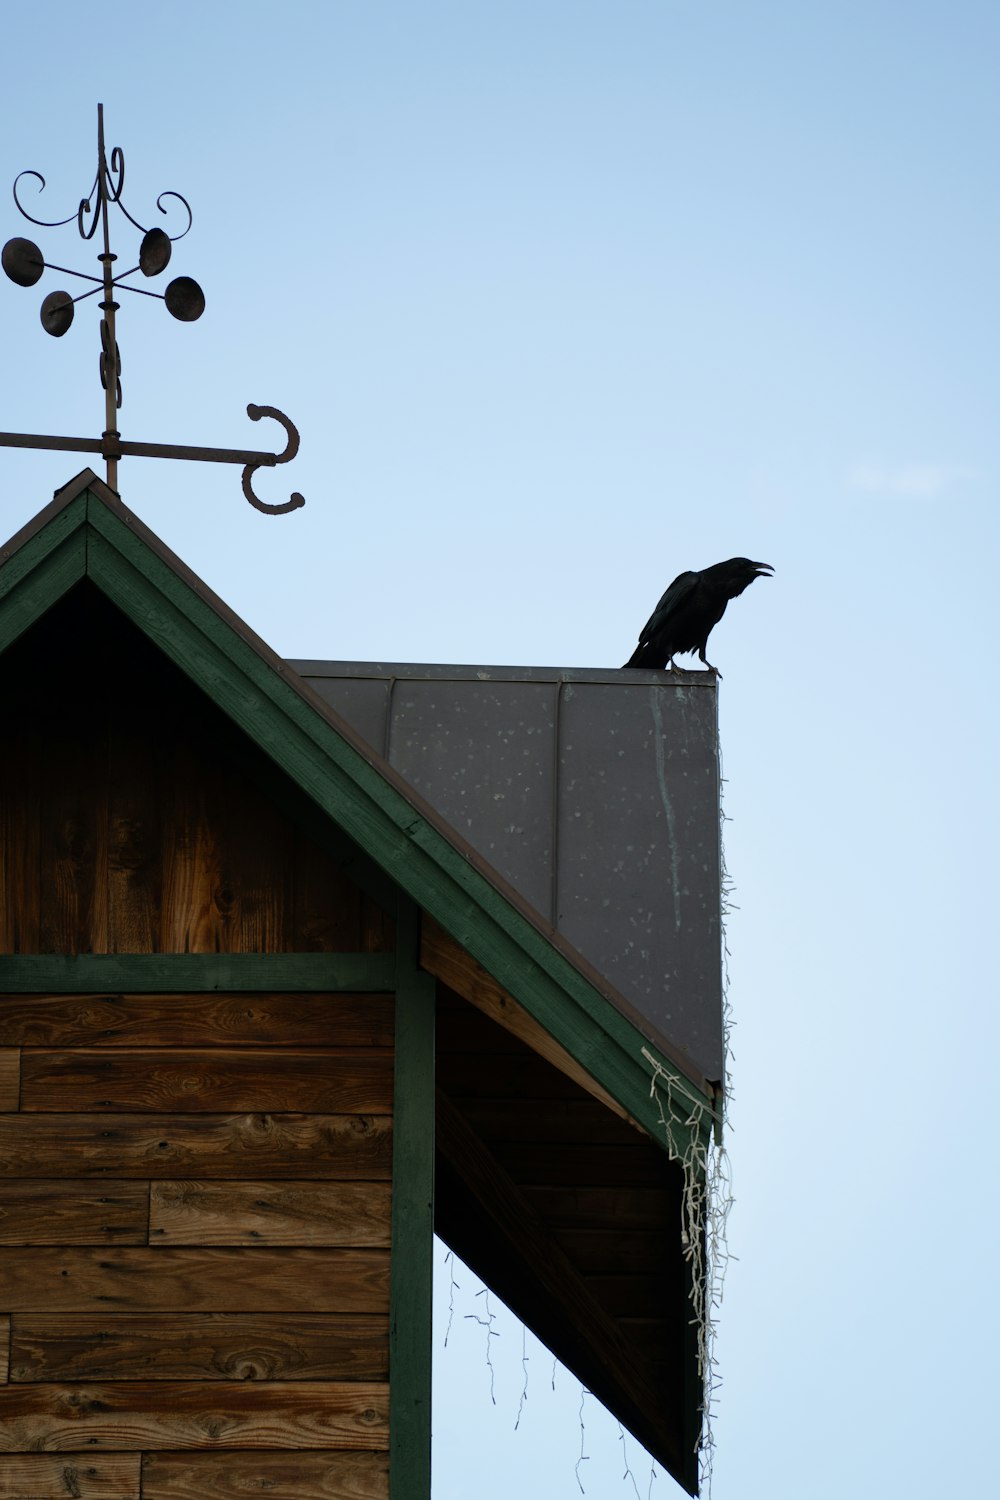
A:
2 4 998 1496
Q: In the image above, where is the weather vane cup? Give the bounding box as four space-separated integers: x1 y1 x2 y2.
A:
1 104 304 513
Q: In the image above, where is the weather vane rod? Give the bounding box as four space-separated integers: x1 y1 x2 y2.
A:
0 104 304 514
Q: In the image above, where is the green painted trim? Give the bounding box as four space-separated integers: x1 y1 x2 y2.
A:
0 520 87 655
0 491 87 603
390 903 435 1500
0 953 396 993
0 487 711 1162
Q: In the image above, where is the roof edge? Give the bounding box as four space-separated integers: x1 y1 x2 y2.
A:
0 477 716 1134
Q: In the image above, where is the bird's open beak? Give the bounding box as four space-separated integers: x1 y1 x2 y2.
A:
753 562 774 578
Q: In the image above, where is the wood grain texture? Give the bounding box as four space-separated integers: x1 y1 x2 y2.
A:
157 743 224 956
11 1314 389 1384
424 918 637 1126
0 1453 139 1498
0 1381 389 1451
0 1056 17 1114
0 1321 7 1384
106 725 161 955
0 1183 147 1245
149 1181 392 1246
0 1114 393 1180
0 1248 389 1313
290 833 362 955
140 1449 388 1500
0 994 394 1049
20 1052 393 1114
36 715 108 957
0 726 41 955
0 585 397 958
358 899 395 957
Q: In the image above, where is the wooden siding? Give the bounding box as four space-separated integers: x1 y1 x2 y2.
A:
0 990 392 1498
0 585 394 957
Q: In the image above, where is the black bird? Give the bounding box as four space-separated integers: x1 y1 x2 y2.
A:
624 558 773 674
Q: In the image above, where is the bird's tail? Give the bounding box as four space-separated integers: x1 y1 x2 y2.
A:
624 644 656 669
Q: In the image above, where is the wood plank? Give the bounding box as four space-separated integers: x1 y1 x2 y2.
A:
106 721 161 954
491 1143 671 1188
618 1317 682 1378
459 1096 645 1146
37 706 108 957
0 1320 7 1384
359 895 395 955
423 918 639 1128
0 723 41 954
0 1380 389 1451
0 1183 147 1245
11 1314 389 1383
141 1450 388 1500
0 581 394 964
149 1181 391 1247
522 1185 670 1230
290 828 363 953
0 1453 139 1499
20 1051 393 1113
156 723 277 955
234 741 400 925
436 1050 594 1101
0 1248 389 1313
550 1228 675 1275
0 994 394 1048
0 1057 17 1114
213 760 294 957
0 1114 393 1179
158 741 228 956
582 1274 673 1319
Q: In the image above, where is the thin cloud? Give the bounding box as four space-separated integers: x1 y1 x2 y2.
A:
848 462 976 499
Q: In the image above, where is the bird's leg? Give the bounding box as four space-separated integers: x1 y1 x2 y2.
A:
699 649 722 680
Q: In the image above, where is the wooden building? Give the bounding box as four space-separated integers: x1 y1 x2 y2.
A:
0 472 720 1499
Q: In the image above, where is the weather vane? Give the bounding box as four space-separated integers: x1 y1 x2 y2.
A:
0 104 304 514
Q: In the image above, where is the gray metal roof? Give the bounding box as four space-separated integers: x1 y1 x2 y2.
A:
290 660 724 1082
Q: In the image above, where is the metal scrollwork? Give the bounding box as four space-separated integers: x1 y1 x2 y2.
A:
155 191 193 242
12 169 84 229
1 104 305 513
242 406 307 515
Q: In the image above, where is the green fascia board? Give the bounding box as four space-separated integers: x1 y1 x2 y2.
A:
0 492 88 655
0 480 714 1158
0 953 396 993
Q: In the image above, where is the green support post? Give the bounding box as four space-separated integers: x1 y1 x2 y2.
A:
390 902 436 1500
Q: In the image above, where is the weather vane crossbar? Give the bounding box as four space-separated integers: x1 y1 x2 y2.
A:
0 105 304 515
